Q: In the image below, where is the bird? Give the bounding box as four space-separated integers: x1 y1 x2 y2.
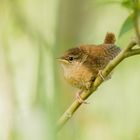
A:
58 32 121 103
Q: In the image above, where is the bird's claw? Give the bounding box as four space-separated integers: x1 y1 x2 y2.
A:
98 70 105 81
75 92 89 104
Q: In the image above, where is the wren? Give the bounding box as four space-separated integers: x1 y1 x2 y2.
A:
58 33 121 103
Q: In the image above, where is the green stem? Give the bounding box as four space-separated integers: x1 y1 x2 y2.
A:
133 0 140 45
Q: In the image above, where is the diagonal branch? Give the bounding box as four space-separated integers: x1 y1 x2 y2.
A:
57 39 139 131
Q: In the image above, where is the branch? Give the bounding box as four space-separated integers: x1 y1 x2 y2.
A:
133 0 140 45
124 48 140 57
57 39 139 131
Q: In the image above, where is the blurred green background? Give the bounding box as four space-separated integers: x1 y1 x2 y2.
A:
0 0 140 140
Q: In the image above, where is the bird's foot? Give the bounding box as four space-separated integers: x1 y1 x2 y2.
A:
98 70 105 81
98 70 112 81
75 91 89 104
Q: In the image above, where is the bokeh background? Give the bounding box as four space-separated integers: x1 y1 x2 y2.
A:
0 0 140 140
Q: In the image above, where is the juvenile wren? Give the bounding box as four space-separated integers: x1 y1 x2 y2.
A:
59 33 121 103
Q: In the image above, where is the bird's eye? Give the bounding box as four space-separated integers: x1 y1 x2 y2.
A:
69 56 74 61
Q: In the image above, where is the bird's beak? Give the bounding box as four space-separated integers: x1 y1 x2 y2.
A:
57 58 69 64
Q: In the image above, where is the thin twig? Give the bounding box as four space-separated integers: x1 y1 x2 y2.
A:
133 0 140 45
57 39 139 131
124 48 140 57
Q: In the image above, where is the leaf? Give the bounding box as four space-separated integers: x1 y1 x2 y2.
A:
119 14 134 38
121 0 134 10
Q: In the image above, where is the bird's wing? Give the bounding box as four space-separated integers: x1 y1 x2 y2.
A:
80 44 121 70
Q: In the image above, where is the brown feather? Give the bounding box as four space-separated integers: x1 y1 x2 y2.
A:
104 32 116 44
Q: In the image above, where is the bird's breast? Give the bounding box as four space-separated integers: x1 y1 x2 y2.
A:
62 63 95 90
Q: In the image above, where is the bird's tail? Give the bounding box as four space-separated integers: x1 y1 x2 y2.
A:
104 32 116 44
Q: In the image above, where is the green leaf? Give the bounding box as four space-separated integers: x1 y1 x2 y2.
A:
121 0 134 10
119 14 134 38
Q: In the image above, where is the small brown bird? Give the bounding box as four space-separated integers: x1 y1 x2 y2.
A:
59 33 121 103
